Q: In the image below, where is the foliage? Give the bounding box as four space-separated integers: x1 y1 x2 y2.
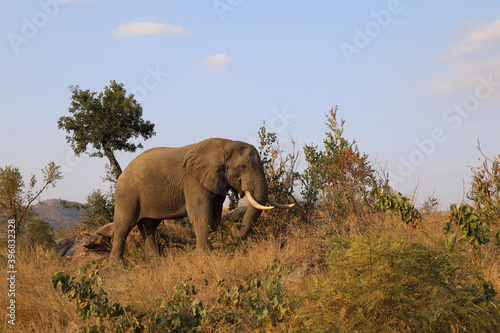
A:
217 262 290 330
57 80 156 178
256 124 300 233
468 142 500 223
227 189 239 211
369 184 421 226
442 144 500 249
143 279 206 332
293 233 500 332
0 162 62 234
444 203 492 249
25 216 56 249
421 194 439 214
53 260 139 333
301 107 374 218
64 189 114 231
258 124 300 206
53 261 206 333
0 165 24 232
53 261 291 332
468 141 500 242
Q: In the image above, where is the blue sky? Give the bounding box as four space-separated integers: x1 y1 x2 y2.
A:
1 0 500 209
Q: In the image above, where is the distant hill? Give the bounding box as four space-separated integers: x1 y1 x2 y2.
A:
32 199 82 230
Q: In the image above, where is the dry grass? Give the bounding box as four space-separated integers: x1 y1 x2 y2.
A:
1 220 318 332
2 210 500 332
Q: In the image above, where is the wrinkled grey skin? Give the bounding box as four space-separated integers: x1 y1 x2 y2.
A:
110 138 269 261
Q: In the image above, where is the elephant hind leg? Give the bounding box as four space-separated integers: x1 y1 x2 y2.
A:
111 201 139 262
138 218 162 260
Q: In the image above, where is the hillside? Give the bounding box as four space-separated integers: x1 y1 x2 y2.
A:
32 199 82 230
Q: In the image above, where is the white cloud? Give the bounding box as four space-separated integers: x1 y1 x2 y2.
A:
202 53 234 72
426 20 500 95
61 0 100 2
112 22 187 37
448 20 500 57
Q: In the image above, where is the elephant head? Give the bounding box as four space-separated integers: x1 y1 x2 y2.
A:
183 138 293 238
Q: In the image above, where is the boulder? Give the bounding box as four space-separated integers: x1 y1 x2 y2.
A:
96 222 114 238
56 235 78 258
57 229 112 259
81 234 111 251
221 206 248 224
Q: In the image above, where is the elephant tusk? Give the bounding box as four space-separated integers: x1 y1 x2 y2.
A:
268 199 295 209
245 191 274 210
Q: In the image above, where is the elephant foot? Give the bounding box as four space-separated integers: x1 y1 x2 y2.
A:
195 241 212 252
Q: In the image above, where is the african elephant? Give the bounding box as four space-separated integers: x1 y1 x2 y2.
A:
110 138 294 261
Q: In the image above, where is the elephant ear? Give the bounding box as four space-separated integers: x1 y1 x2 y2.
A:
183 139 229 196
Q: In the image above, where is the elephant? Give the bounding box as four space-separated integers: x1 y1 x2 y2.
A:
110 138 294 261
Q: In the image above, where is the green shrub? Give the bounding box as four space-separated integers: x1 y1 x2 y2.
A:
469 143 500 222
444 203 492 249
301 107 374 219
256 124 301 235
370 185 421 226
217 263 290 330
293 233 500 332
25 216 56 249
53 261 291 332
53 261 206 332
64 189 114 232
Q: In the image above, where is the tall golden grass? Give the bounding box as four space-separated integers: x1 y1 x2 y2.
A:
2 210 500 332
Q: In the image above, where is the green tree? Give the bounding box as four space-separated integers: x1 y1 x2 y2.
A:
65 189 114 231
468 141 500 222
57 80 156 179
25 217 56 249
258 125 300 204
0 162 62 235
0 166 24 232
301 107 374 217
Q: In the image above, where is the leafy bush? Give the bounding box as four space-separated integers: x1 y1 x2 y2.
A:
258 125 300 207
0 162 62 234
293 233 500 332
217 263 290 329
25 217 56 249
64 189 114 232
301 107 374 218
370 185 421 226
255 124 301 235
53 261 291 332
444 203 492 249
53 261 207 332
469 142 500 222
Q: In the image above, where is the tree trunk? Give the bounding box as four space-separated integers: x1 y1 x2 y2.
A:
102 146 122 180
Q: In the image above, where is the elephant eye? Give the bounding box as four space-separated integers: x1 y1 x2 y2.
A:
240 163 247 171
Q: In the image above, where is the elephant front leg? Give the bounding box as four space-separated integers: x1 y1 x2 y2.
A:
138 219 161 259
186 191 213 252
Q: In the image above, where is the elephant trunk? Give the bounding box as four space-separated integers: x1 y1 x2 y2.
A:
231 178 268 239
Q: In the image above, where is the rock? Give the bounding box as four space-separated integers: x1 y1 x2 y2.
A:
221 206 248 224
57 228 112 259
56 235 78 258
96 222 114 237
81 234 111 251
